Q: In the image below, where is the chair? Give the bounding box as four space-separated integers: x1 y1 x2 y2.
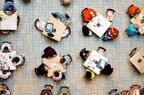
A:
58 86 71 95
0 83 11 95
1 41 12 52
97 47 106 56
120 90 129 95
12 55 25 66
34 18 45 32
108 89 118 95
80 48 90 61
62 27 71 38
129 48 137 58
40 85 53 95
84 69 96 80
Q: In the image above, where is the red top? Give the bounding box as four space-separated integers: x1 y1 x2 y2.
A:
82 8 97 22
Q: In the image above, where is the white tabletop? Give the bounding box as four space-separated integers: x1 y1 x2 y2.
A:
0 51 16 71
86 12 111 37
83 50 108 75
0 11 17 30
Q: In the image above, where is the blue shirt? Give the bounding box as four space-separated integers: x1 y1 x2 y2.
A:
3 2 16 12
126 24 138 36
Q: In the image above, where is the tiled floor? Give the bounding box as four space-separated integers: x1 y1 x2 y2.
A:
0 0 144 95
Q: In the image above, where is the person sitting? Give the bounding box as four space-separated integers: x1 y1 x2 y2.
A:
102 27 119 41
34 19 46 32
3 0 16 15
52 71 65 82
84 69 96 80
60 54 72 70
129 85 141 95
105 9 115 22
0 70 12 80
81 8 97 22
140 88 144 95
1 41 12 53
125 24 139 36
34 64 48 76
40 85 53 95
127 4 141 17
12 55 25 66
80 48 90 61
0 83 11 95
101 64 113 75
60 54 72 65
58 86 71 95
51 12 71 26
61 0 72 6
42 47 57 59
97 47 106 56
62 27 71 38
82 25 93 36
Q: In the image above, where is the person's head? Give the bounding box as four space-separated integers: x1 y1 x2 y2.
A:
0 90 6 94
133 24 139 30
101 64 113 75
41 90 53 95
1 41 12 52
3 46 9 52
85 71 92 79
54 71 60 77
80 48 89 60
82 26 92 36
35 64 48 76
135 8 141 15
7 5 13 11
42 47 57 59
12 57 20 63
60 58 66 64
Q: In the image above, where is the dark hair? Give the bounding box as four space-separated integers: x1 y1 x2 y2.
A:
5 0 14 3
101 64 113 75
80 48 89 61
12 57 20 63
35 64 48 76
40 90 53 95
54 71 59 77
0 90 6 94
82 25 90 36
85 71 92 79
4 46 8 50
60 58 65 64
42 47 57 58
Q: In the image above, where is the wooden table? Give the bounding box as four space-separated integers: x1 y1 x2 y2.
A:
86 12 112 37
131 10 144 35
0 11 17 30
0 51 16 71
42 16 66 41
42 55 66 77
130 48 144 74
83 50 108 75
